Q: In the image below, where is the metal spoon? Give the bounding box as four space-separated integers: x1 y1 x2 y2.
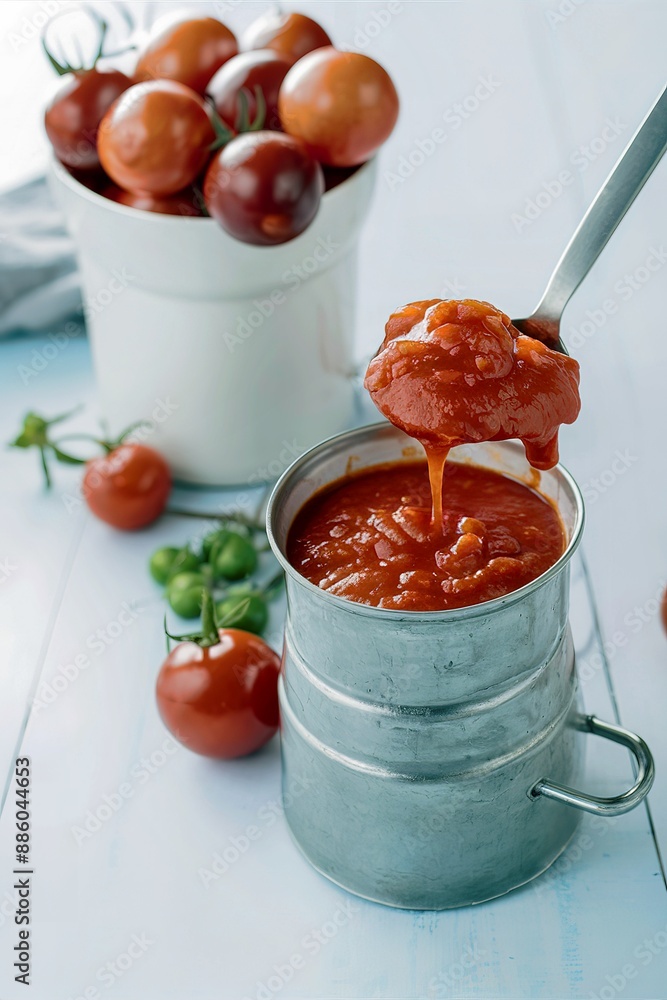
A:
513 83 667 354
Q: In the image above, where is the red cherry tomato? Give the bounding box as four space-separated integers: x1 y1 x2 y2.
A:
156 629 281 758
102 183 204 217
98 80 215 195
207 50 291 131
242 11 331 65
204 131 323 245
44 68 132 170
134 14 238 96
279 47 399 167
83 444 171 530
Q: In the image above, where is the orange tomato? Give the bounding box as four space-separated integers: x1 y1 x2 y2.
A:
278 48 399 166
98 80 215 195
134 14 237 95
242 11 331 65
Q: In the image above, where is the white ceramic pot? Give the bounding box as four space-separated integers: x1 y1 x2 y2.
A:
50 157 377 485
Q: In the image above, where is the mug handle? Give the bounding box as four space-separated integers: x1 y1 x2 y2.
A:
530 714 655 817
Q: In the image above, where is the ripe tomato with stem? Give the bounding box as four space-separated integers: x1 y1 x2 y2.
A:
156 591 281 759
10 410 171 530
206 49 291 132
42 11 132 170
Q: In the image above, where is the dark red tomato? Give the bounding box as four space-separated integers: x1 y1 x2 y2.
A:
279 47 399 167
204 131 323 245
134 14 238 95
102 183 205 217
83 444 171 530
207 50 291 131
44 68 132 170
156 629 281 758
242 10 331 65
98 80 215 195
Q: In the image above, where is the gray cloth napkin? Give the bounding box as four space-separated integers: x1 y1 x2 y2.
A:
0 175 82 336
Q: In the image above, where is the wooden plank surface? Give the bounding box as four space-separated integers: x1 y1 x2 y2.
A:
1 1 666 997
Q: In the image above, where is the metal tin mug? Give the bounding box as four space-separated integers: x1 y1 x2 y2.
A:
267 423 655 909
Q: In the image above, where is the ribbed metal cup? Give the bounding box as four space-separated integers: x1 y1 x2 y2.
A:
267 423 586 909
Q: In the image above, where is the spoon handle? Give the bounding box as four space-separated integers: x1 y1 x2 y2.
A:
533 83 667 327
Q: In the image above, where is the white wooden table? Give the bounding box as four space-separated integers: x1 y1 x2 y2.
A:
0 2 666 997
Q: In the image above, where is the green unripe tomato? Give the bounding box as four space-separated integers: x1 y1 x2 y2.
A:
166 547 200 581
149 546 179 585
214 532 258 581
203 528 230 563
167 572 206 619
216 592 268 635
201 532 217 561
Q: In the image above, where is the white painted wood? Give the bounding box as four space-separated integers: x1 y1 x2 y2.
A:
0 1 666 997
0 548 664 999
0 335 92 800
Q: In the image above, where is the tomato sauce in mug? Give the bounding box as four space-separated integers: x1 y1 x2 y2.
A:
287 298 580 611
287 460 565 611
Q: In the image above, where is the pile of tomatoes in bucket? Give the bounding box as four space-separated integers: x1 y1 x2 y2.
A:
44 7 399 245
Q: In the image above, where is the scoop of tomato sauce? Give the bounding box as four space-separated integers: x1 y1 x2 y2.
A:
287 460 565 611
365 299 578 511
365 298 581 468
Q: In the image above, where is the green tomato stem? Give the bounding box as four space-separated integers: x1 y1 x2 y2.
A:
166 507 266 534
39 447 52 489
235 88 251 133
217 596 252 628
247 85 267 131
57 419 150 453
206 99 236 151
41 38 72 77
115 420 152 447
164 582 257 651
10 405 91 486
41 8 128 76
46 404 84 427
51 444 87 466
54 432 113 457
199 590 220 647
234 86 267 133
164 626 208 644
92 18 109 65
164 614 171 655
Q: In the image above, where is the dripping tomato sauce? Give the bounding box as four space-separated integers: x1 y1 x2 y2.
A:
286 459 565 612
287 298 579 612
